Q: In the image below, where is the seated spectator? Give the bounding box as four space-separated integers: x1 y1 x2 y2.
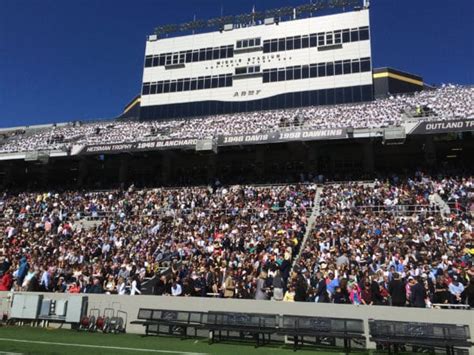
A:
448 276 465 304
348 280 362 305
0 271 12 291
104 275 116 294
283 286 296 302
67 281 81 294
171 280 182 296
361 282 373 305
117 277 127 295
333 279 351 304
88 277 104 294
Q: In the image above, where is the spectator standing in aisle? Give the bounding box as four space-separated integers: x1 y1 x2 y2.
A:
388 273 407 307
409 277 426 308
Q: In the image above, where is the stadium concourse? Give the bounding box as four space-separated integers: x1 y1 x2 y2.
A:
0 172 472 309
0 84 472 154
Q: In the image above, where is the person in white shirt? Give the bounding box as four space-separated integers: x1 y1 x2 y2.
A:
130 276 141 296
171 280 182 296
117 277 127 295
448 276 464 304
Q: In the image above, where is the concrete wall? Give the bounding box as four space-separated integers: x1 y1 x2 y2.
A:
1 291 473 352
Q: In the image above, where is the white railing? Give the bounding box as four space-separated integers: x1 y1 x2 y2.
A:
319 204 441 216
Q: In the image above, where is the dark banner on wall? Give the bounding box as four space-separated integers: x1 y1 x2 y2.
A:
76 128 348 155
409 119 474 135
73 119 474 155
78 138 197 155
217 128 347 146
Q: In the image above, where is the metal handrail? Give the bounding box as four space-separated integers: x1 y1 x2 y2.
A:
320 203 437 209
431 303 471 310
319 204 441 216
0 205 312 221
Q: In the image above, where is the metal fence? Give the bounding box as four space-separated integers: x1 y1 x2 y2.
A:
319 203 441 217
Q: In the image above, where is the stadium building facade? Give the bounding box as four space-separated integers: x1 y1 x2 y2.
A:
0 2 472 190
140 9 373 119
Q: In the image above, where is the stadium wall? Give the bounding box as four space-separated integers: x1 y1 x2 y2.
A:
1 291 473 351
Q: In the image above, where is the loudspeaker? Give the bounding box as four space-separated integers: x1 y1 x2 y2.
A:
196 139 218 153
383 127 406 145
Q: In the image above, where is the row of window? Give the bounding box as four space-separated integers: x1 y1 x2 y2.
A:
235 65 261 75
144 26 369 69
262 57 371 83
236 37 261 49
142 56 370 95
263 26 369 53
144 45 234 68
140 85 374 120
144 27 369 68
142 74 233 95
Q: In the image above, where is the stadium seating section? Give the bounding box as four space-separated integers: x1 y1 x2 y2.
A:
0 173 472 310
0 85 472 154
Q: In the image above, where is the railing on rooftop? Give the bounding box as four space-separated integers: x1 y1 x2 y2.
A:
152 0 362 38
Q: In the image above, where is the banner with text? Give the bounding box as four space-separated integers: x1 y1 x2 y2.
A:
76 128 348 155
217 128 347 146
77 138 197 155
408 119 474 135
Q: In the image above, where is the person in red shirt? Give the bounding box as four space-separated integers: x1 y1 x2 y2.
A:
0 271 13 291
67 281 81 294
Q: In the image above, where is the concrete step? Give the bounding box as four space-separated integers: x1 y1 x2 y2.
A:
292 185 323 270
76 218 102 231
431 193 451 217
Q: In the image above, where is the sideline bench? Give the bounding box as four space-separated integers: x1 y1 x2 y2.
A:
131 309 207 338
279 315 365 352
369 319 472 355
206 311 279 347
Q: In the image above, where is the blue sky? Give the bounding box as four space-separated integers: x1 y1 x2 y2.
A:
0 0 473 127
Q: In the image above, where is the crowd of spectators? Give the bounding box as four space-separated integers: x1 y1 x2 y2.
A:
0 183 315 300
0 85 472 154
0 173 472 310
293 172 473 308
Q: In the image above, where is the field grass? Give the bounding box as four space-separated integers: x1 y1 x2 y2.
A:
0 326 370 355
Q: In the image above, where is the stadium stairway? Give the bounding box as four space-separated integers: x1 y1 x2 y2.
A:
431 193 451 217
292 185 323 269
140 261 184 295
77 218 102 231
